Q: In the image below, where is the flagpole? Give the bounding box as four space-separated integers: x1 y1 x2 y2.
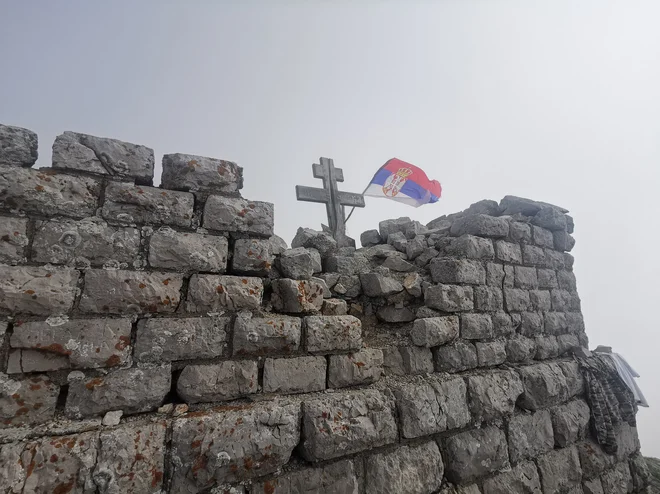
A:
344 159 392 225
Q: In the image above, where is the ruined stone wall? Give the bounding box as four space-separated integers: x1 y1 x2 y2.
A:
0 123 650 493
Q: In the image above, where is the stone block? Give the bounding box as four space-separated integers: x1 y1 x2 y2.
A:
264 356 326 394
149 227 228 273
446 234 495 259
567 312 585 333
537 446 583 493
0 216 28 264
509 221 532 243
495 240 522 263
0 265 79 315
383 255 416 273
399 346 434 374
434 340 478 373
0 165 101 218
542 313 566 337
474 286 504 311
305 315 362 354
532 225 554 248
414 247 439 267
292 227 337 256
203 196 274 236
271 278 324 313
170 402 300 489
188 274 263 312
537 268 558 289
555 230 576 252
450 214 509 238
395 376 470 438
614 423 641 461
301 389 397 461
467 370 523 423
161 153 242 195
476 341 506 366
253 460 359 494
0 373 59 428
0 124 38 167
444 426 510 484
486 262 514 287
583 478 605 494
551 399 590 447
579 440 617 479
80 269 182 314
377 305 415 323
530 289 552 311
600 462 633 494
519 311 543 336
411 316 459 347
545 248 567 269
33 217 140 267
278 247 317 279
232 238 274 275
506 336 537 363
135 317 229 362
102 182 193 227
461 313 493 339
322 298 347 315
514 266 538 289
425 284 474 311
361 229 382 247
499 195 547 215
532 207 568 231
430 258 486 284
232 312 300 357
522 244 546 266
558 270 578 290
629 455 650 492
360 272 403 296
504 288 531 312
508 409 554 463
382 347 406 376
518 362 569 410
493 311 519 337
365 442 444 494
65 365 171 418
10 318 132 371
558 334 580 354
53 131 154 183
328 349 383 388
406 234 426 259
558 361 585 399
551 289 573 311
482 461 542 494
379 216 412 241
177 361 258 403
387 231 408 251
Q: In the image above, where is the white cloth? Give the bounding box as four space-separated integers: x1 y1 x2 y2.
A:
596 351 649 407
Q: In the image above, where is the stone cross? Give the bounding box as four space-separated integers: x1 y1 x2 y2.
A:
296 157 365 240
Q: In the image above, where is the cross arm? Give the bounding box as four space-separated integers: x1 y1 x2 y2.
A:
337 191 365 208
296 185 330 204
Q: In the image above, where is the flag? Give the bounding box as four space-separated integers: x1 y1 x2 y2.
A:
363 158 442 207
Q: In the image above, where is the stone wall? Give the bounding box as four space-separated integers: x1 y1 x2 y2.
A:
0 123 650 493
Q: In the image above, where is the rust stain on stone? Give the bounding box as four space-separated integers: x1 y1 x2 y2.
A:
85 377 104 390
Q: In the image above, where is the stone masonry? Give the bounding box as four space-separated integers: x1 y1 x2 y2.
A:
0 123 650 493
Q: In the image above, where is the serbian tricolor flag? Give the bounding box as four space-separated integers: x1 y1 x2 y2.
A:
363 158 442 207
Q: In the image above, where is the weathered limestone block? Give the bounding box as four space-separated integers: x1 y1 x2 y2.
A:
360 272 403 296
414 247 439 267
278 247 318 279
232 238 274 275
537 268 558 289
467 370 523 423
446 234 495 259
53 131 154 182
537 445 583 493
65 365 171 418
444 426 510 484
579 440 617 479
476 341 507 366
520 311 543 336
583 478 605 494
32 218 140 267
530 289 552 311
629 455 651 492
161 153 242 195
0 265 79 315
203 196 274 236
474 286 504 311
486 262 514 287
188 274 263 312
406 235 426 259
377 305 415 323
522 244 546 266
514 266 538 289
545 248 567 269
600 462 633 494
379 216 412 241
495 240 523 263
614 423 641 461
395 376 470 438
383 255 416 273
170 402 300 489
559 361 585 399
305 315 362 354
518 362 569 410
0 165 101 218
102 182 194 227
135 316 229 362
558 334 581 355
450 214 509 238
292 227 337 256
10 318 132 371
253 460 359 494
0 373 59 428
148 227 228 272
177 361 258 403
233 312 300 357
509 221 532 243
365 441 444 494
551 399 591 447
0 216 28 263
482 461 542 494
493 311 517 336
399 346 434 374
545 311 568 334
558 270 578 291
461 313 493 339
430 258 486 285
567 312 586 333
271 278 324 313
328 349 383 388
506 336 537 363
322 298 347 315
7 349 70 374
434 340 478 373
263 356 327 394
301 389 397 461
0 442 29 492
324 254 369 275
361 229 382 247
95 421 167 493
332 274 362 298
532 207 568 231
80 269 182 314
411 316 459 347
499 195 546 215
504 288 531 312
425 284 474 311
0 124 38 167
555 230 577 252
532 225 554 248
508 410 554 463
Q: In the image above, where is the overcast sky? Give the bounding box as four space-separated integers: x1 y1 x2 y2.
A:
2 1 659 456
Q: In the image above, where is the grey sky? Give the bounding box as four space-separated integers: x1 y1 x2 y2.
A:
3 1 659 455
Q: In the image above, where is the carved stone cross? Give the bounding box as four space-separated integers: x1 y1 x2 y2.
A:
296 157 365 241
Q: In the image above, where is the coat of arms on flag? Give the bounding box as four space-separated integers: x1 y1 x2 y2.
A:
364 158 442 207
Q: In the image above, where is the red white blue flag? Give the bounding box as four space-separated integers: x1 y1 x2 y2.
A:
364 158 442 207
